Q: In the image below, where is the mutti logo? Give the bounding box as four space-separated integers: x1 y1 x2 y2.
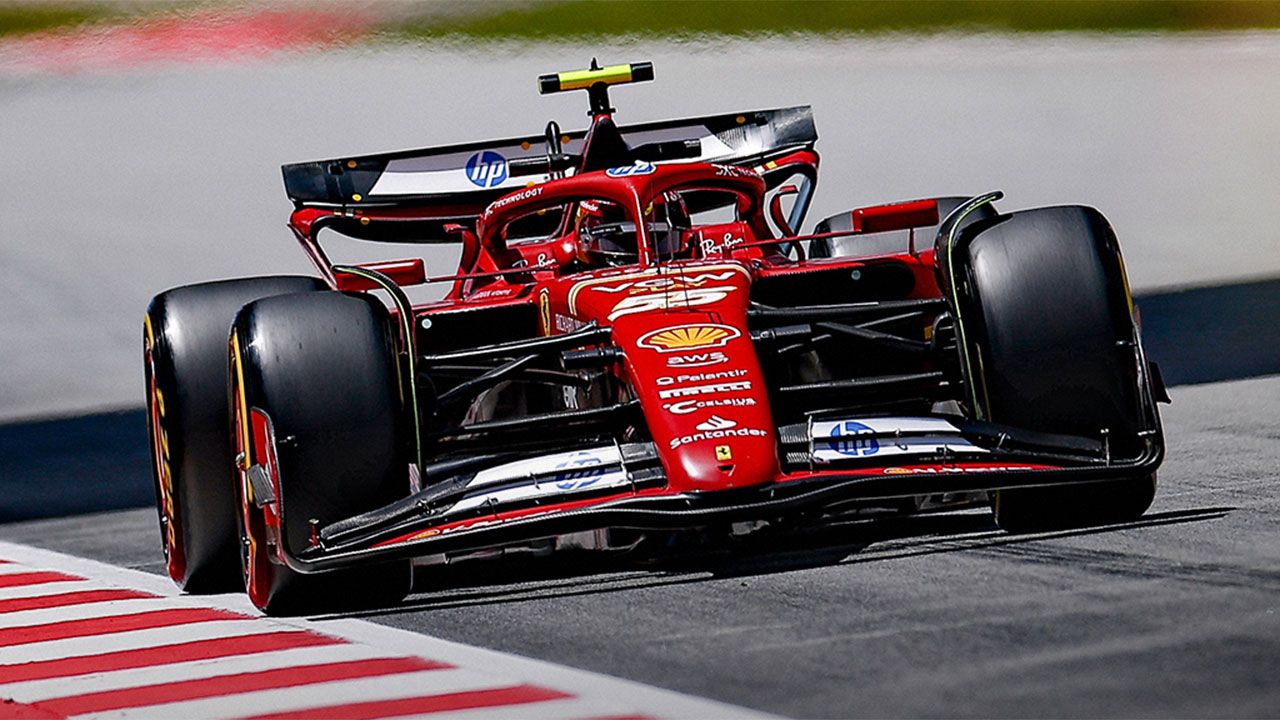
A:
465 150 508 188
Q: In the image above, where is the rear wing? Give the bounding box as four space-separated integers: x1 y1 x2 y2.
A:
282 106 817 242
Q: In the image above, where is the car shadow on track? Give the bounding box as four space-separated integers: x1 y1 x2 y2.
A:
315 505 1233 620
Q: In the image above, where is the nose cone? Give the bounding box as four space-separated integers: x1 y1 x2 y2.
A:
566 261 780 492
662 405 780 489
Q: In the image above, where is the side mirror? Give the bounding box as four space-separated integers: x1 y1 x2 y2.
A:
445 222 484 274
333 258 427 292
769 185 799 237
851 199 939 234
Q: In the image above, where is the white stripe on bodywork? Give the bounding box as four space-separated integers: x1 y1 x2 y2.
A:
468 445 622 488
811 416 988 463
812 416 967 435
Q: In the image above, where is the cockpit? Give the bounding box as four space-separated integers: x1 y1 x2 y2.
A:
574 194 692 266
482 166 769 276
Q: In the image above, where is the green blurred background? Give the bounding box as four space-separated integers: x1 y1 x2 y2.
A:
5 0 1280 39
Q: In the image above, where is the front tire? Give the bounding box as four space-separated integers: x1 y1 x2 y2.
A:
143 276 325 592
230 291 412 615
942 205 1158 532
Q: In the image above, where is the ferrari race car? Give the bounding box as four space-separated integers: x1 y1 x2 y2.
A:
144 61 1168 614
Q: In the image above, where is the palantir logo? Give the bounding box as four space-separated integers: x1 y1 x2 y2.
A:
465 150 508 188
830 421 879 457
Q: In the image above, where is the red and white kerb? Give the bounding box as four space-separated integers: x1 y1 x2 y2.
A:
0 542 770 720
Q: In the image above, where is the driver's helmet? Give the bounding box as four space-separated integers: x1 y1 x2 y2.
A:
574 194 692 267
653 192 691 259
575 199 636 266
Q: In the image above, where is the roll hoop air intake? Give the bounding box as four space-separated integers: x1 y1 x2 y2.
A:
538 60 655 116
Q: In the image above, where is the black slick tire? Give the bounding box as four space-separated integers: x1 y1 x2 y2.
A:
143 276 325 593
940 205 1157 532
230 290 412 615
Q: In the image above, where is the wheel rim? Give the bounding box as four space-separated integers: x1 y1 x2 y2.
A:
144 315 185 584
230 332 272 610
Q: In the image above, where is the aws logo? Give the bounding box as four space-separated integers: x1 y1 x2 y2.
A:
639 324 741 353
666 351 728 368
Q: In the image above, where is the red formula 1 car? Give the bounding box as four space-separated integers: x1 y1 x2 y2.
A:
144 62 1167 614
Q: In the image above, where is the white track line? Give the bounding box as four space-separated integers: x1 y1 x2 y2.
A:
69 669 506 720
0 619 296 664
0 562 57 575
0 597 205 628
0 579 104 600
411 696 633 720
3 643 406 702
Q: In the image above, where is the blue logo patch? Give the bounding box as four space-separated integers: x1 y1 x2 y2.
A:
466 150 508 188
605 162 657 178
552 452 608 490
829 421 879 457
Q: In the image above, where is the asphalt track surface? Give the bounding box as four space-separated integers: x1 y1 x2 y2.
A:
3 374 1279 718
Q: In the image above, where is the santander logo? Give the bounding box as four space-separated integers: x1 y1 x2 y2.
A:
695 415 737 431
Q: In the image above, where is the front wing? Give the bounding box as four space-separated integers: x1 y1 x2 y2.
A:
271 414 1164 574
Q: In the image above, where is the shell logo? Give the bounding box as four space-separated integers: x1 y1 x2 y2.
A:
638 323 742 353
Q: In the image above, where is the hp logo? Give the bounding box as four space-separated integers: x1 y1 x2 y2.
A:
605 162 657 178
465 151 508 188
552 451 606 491
829 421 879 457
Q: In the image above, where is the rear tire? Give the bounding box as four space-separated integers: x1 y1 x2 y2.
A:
230 291 412 615
941 205 1157 532
143 276 325 592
